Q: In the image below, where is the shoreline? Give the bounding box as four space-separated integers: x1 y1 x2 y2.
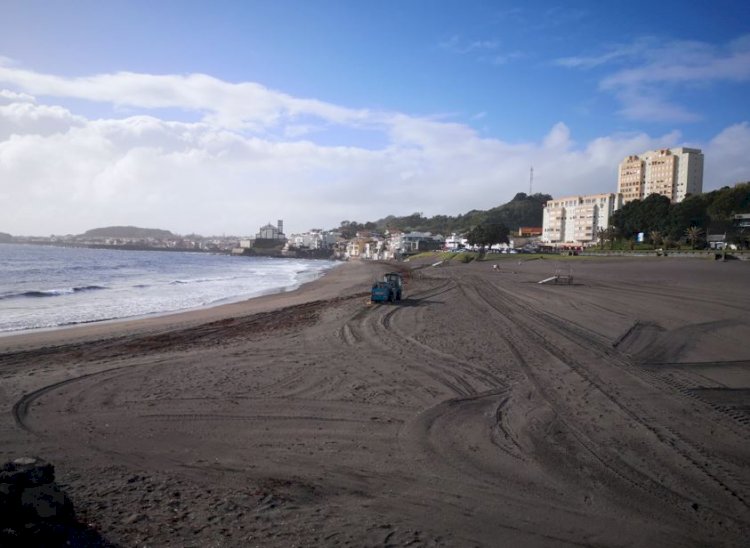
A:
0 259 389 352
0 260 340 339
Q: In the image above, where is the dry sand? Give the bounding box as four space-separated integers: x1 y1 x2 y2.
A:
1 256 749 547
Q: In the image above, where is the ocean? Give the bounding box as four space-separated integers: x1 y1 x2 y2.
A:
0 244 337 333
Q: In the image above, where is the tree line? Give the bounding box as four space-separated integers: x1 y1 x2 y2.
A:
608 183 750 249
334 192 551 239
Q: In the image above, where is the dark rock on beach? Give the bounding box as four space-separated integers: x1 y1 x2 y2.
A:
1 456 112 547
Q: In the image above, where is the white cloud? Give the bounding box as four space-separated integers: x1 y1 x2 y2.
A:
439 36 499 55
0 99 85 140
0 89 36 104
612 88 701 123
554 38 653 69
542 122 572 150
705 122 750 185
0 66 747 237
600 39 750 89
439 35 524 67
0 66 371 132
557 35 750 122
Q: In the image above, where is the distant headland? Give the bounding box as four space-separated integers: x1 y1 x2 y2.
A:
81 226 176 240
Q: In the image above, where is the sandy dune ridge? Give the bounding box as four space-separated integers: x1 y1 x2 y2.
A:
1 257 749 546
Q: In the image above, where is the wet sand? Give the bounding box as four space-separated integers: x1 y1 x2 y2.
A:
1 257 749 546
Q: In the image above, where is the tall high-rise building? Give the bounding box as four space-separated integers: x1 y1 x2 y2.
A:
618 155 645 204
617 147 703 204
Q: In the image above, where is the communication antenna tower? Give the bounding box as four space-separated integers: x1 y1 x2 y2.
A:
529 166 534 195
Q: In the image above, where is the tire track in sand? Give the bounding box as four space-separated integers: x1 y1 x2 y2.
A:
463 274 750 526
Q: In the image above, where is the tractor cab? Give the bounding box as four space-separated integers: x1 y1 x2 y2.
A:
370 272 404 303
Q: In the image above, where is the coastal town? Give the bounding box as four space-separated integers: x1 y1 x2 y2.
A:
4 146 749 259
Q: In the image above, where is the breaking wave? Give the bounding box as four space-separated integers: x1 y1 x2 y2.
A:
0 285 109 300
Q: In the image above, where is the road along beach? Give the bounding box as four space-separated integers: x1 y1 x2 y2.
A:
1 257 749 546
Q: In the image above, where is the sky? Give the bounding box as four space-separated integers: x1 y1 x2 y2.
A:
1 0 749 236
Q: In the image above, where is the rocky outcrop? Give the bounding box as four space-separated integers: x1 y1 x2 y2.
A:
1 457 111 547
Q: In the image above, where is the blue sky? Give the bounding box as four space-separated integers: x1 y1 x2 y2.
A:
1 1 749 235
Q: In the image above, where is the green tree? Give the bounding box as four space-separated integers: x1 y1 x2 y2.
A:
684 226 705 249
596 226 616 250
649 230 663 249
707 183 750 220
666 194 709 240
465 223 510 252
484 223 510 248
640 194 671 233
597 227 607 250
338 220 364 239
466 225 488 250
611 194 670 239
606 226 618 250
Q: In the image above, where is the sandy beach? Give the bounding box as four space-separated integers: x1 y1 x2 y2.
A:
1 256 749 547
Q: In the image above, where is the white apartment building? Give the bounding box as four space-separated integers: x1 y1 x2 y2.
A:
444 233 468 250
289 229 338 250
387 231 443 255
542 193 623 246
617 147 703 204
344 235 389 260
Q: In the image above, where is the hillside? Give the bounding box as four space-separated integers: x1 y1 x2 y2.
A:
81 226 176 239
336 192 551 237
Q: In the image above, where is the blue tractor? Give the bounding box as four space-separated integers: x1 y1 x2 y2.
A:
370 272 403 303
